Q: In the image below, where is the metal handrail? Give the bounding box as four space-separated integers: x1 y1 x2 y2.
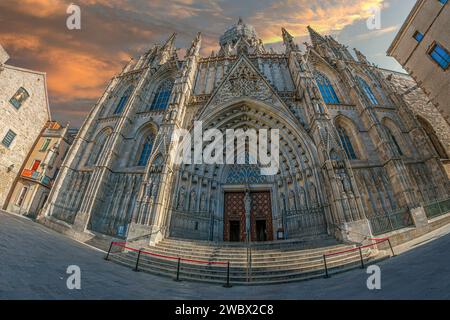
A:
323 237 394 278
104 241 232 287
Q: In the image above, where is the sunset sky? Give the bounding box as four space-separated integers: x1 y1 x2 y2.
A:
0 0 417 128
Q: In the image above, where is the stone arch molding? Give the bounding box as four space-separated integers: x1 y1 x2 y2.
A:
169 99 327 230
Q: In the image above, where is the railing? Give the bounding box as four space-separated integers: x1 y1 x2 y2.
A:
105 241 232 288
368 208 414 236
323 237 394 278
424 198 450 220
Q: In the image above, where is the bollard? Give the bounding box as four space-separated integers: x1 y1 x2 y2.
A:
387 239 395 257
174 257 181 282
223 261 232 288
105 242 114 261
133 250 142 272
323 255 329 278
358 247 364 269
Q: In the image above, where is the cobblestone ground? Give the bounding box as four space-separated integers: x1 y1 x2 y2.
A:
1 210 450 300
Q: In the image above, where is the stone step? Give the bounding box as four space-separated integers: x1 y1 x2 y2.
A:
112 249 373 272
131 244 357 261
123 247 363 265
109 251 384 284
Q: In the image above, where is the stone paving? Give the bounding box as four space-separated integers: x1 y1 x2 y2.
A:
1 210 450 299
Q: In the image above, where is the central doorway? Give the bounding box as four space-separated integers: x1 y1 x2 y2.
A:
223 191 273 242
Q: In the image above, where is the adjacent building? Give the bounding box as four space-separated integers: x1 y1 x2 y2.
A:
6 121 75 218
387 0 449 124
0 44 51 209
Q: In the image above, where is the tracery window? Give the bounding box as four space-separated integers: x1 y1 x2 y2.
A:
384 126 403 156
137 134 154 166
149 79 174 111
356 76 379 105
337 126 357 160
314 72 340 104
114 86 134 115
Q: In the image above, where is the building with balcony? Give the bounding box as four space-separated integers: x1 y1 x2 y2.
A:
5 121 75 218
387 0 450 124
0 44 51 209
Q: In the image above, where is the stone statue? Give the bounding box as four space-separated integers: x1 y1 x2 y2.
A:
200 192 207 211
177 187 185 209
190 190 197 211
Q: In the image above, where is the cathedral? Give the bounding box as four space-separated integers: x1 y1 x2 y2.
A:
41 19 450 245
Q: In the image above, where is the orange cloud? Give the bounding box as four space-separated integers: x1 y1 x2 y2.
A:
251 0 385 44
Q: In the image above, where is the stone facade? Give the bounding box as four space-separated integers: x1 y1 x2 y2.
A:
387 0 450 124
6 121 75 218
42 20 450 245
0 45 51 209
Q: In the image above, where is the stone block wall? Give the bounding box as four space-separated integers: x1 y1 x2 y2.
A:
0 65 50 208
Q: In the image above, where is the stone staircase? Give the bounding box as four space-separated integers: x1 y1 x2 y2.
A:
108 237 389 285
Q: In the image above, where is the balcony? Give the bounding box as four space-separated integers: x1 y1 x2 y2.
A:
21 169 52 187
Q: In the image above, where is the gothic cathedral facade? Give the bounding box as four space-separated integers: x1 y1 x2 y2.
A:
42 19 450 244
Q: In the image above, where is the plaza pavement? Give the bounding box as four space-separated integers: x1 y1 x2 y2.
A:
1 209 450 299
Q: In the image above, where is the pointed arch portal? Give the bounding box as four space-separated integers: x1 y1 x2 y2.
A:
169 99 328 242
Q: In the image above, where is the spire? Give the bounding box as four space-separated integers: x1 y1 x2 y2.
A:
162 32 177 52
282 27 299 52
307 26 326 47
354 48 369 64
186 32 202 57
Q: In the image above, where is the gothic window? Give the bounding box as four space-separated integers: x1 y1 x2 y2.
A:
417 116 448 159
356 76 379 105
137 134 154 166
337 126 357 160
384 126 403 156
114 86 134 115
87 129 111 166
314 72 340 104
9 87 30 109
149 79 174 111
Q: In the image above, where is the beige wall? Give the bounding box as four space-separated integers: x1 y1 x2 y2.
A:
0 63 50 208
388 0 449 123
7 124 73 217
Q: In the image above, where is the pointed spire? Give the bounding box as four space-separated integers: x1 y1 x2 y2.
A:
307 26 326 47
354 48 369 64
186 32 202 57
282 27 299 52
162 32 177 51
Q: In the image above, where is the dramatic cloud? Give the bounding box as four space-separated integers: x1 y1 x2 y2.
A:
0 0 409 127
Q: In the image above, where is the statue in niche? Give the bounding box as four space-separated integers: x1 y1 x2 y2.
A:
289 190 296 210
342 172 352 193
177 187 186 210
299 187 306 208
190 190 197 211
200 192 207 211
309 183 318 205
145 182 153 198
210 196 216 213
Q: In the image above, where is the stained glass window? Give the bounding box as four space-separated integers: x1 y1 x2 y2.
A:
137 135 154 166
357 76 379 105
314 72 340 104
150 79 174 111
337 126 357 160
